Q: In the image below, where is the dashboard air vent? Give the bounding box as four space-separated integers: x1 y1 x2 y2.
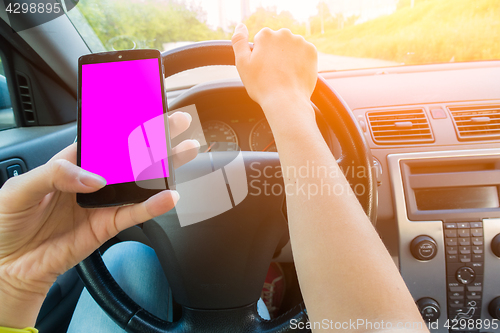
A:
449 105 500 141
15 72 36 125
367 108 434 145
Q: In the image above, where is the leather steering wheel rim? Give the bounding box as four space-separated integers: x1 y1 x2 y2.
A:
76 40 377 333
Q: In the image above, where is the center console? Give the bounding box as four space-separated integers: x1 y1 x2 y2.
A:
388 149 500 333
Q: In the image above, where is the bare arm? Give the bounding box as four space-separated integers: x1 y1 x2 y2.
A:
232 24 428 333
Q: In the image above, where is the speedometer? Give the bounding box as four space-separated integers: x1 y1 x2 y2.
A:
191 120 239 152
249 119 277 152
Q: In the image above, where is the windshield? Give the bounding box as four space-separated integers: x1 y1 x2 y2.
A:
68 0 500 87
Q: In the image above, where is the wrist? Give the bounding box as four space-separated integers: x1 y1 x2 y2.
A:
0 281 45 328
259 93 317 134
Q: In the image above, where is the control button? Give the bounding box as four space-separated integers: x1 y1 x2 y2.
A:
447 246 458 255
450 291 464 298
471 228 483 237
471 279 483 288
6 164 23 178
467 286 482 292
445 223 458 229
465 302 480 311
458 229 471 237
458 222 470 228
449 286 465 292
472 246 483 254
472 254 483 262
411 236 438 261
466 262 484 275
416 298 441 323
471 237 483 246
459 254 471 263
447 255 458 262
458 237 471 246
445 229 458 238
450 294 464 300
446 238 458 246
456 266 475 284
450 299 463 306
492 234 500 258
430 108 447 119
459 246 471 254
467 291 481 298
450 306 481 321
470 222 482 228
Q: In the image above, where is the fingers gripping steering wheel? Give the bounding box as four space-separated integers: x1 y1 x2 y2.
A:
76 41 377 333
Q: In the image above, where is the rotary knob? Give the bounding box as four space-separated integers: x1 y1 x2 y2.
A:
456 266 475 285
489 297 500 319
491 234 500 257
416 298 441 322
410 236 437 261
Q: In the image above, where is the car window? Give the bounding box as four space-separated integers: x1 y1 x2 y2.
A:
0 56 15 131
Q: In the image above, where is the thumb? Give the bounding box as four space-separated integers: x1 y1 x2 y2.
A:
232 23 251 67
0 159 106 211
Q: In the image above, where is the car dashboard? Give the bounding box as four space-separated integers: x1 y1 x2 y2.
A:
167 60 500 332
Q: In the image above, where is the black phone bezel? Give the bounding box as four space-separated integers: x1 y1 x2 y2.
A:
77 49 174 208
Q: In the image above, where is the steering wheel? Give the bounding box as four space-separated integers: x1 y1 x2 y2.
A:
76 41 377 333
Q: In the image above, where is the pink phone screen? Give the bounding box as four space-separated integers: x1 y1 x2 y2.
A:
80 58 169 185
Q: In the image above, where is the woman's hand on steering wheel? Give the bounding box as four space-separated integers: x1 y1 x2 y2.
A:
231 23 318 124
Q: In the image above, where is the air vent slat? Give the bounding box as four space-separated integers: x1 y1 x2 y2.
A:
367 108 434 145
15 72 36 125
449 105 500 141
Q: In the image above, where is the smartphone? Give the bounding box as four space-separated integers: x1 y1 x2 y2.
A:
77 49 174 208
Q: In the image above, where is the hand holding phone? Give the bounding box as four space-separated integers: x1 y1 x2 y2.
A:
77 49 175 207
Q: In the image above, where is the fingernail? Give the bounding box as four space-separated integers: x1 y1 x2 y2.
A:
171 190 180 204
235 22 245 31
190 139 201 148
80 170 107 188
183 112 192 122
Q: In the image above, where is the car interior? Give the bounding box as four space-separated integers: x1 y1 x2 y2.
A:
0 1 499 332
